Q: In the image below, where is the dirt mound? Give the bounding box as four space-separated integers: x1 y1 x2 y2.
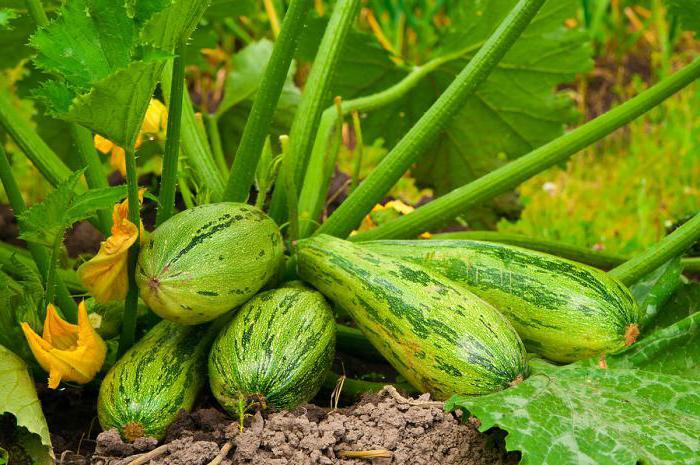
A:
87 388 515 465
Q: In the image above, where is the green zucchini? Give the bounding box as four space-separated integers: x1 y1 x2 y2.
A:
136 202 284 325
363 239 641 362
97 321 212 441
208 287 335 414
297 235 527 399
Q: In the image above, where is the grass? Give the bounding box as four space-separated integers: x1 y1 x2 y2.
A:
498 82 699 256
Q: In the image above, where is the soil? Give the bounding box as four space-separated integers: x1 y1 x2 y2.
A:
76 388 516 465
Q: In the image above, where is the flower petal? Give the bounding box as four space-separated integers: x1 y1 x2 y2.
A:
42 304 79 350
94 134 114 154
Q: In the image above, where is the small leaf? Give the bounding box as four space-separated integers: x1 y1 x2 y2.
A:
0 345 53 465
65 185 128 226
17 170 83 246
140 0 212 53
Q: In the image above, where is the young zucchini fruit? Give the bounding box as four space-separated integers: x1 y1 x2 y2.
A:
208 287 335 416
97 321 213 441
362 240 641 362
136 202 284 325
297 235 528 399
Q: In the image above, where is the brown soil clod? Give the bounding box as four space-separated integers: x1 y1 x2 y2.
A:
90 387 516 465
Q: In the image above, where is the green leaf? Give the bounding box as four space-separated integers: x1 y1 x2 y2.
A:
31 0 210 147
298 0 591 212
140 0 211 52
17 170 83 246
446 358 700 465
629 258 683 327
205 0 256 19
603 310 700 378
667 0 700 34
445 282 700 465
18 170 127 245
0 345 53 465
0 9 34 71
645 282 700 333
217 39 275 116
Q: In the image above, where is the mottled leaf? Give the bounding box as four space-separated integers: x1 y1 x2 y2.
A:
446 358 699 465
0 345 53 465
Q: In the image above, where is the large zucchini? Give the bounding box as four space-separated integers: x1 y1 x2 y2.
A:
363 240 641 362
97 321 212 441
136 202 284 325
297 235 527 399
209 287 335 414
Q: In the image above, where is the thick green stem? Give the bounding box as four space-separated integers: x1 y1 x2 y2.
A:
353 57 700 242
118 146 141 355
322 372 418 398
0 145 78 320
297 47 479 238
349 112 363 193
281 136 300 242
223 0 313 203
205 114 229 177
0 91 73 188
335 323 384 361
70 125 111 234
317 0 546 238
430 231 628 269
609 212 700 286
24 0 49 27
43 233 62 307
161 63 225 201
268 0 362 223
157 44 186 227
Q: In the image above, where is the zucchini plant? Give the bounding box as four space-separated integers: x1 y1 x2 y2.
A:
0 0 698 461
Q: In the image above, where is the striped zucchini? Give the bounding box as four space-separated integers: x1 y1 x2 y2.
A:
363 240 641 362
209 287 335 414
137 202 284 325
97 321 212 441
297 235 527 399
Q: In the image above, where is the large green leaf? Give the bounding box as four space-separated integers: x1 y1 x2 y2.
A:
31 0 210 147
297 0 591 203
667 0 700 34
629 258 683 327
0 346 53 465
445 284 700 465
0 9 35 71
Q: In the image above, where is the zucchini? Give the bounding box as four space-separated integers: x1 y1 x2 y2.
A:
363 240 641 362
136 202 284 325
297 235 527 399
208 287 335 414
97 321 212 441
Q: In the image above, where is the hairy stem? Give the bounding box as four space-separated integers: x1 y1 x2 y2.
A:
223 0 313 203
70 125 111 234
205 114 229 177
609 212 700 285
161 63 224 202
118 145 141 355
317 0 546 238
0 144 77 320
24 0 49 27
268 0 362 223
157 44 186 226
352 57 700 241
0 91 73 188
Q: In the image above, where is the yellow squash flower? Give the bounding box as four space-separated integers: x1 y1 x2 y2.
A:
78 190 145 303
94 99 168 175
21 302 107 389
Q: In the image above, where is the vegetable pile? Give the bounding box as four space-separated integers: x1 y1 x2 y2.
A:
0 0 699 464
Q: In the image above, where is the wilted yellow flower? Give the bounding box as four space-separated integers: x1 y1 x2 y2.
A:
78 190 145 303
94 99 168 175
21 302 107 389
